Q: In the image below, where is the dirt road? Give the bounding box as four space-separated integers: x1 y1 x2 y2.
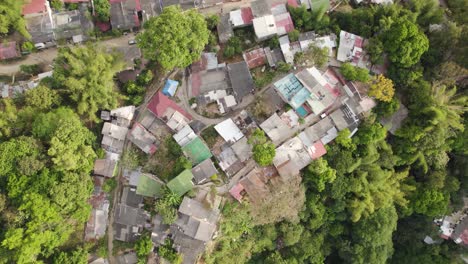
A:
0 35 136 76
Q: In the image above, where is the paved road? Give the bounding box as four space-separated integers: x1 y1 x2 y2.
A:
0 35 136 76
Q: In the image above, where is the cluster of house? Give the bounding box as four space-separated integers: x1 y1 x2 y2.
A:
189 52 254 113
430 198 468 247
85 105 136 241
0 71 52 98
218 0 295 42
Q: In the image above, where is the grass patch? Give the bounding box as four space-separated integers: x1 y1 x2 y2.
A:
252 67 277 89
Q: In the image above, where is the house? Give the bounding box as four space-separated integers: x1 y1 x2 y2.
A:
101 123 128 153
264 47 285 67
147 92 192 131
217 14 234 44
1 81 39 98
295 67 339 115
182 137 213 165
127 122 157 154
298 116 338 145
230 166 278 203
215 118 245 144
173 125 197 147
162 79 179 97
337 30 370 69
191 159 218 184
190 53 228 97
216 146 244 176
260 113 295 145
435 198 468 246
299 31 337 56
136 173 164 198
227 62 254 102
279 35 301 64
114 203 151 242
273 73 311 110
85 176 109 241
93 159 118 178
0 42 19 60
252 1 294 40
230 7 254 28
253 15 278 40
171 195 221 264
151 214 170 245
273 136 312 179
380 102 409 135
110 0 140 30
329 104 360 133
22 0 49 16
243 48 267 69
53 9 94 41
251 0 271 17
121 186 144 208
109 105 136 127
231 137 253 162
116 252 138 264
272 5 294 36
167 169 194 197
123 168 142 187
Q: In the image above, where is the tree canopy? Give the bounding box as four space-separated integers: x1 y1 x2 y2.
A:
248 129 276 166
137 6 209 70
53 45 124 122
0 0 30 38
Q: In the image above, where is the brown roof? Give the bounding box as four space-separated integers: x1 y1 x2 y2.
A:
0 42 19 60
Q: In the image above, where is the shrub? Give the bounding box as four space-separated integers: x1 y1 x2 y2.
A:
21 42 34 52
276 62 291 73
223 37 242 58
288 29 300 42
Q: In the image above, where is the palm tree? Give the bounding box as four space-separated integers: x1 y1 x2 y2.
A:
428 82 468 131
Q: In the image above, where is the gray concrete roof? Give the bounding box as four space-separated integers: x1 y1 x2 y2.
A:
227 62 254 102
191 159 218 184
251 0 271 17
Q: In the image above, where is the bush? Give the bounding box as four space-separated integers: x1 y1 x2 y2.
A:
103 178 117 193
340 62 370 82
20 64 41 76
50 0 63 10
276 62 291 73
158 239 183 264
21 42 34 52
374 97 400 118
205 14 220 30
223 37 242 58
267 36 280 49
288 29 300 42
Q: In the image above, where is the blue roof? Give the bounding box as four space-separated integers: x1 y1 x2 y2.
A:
162 79 179 97
274 74 310 109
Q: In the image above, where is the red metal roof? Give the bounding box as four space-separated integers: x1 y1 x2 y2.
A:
310 140 327 160
147 92 192 120
22 0 46 15
275 13 295 33
0 42 19 60
229 183 245 202
63 0 89 3
287 0 299 7
241 7 254 25
243 48 267 69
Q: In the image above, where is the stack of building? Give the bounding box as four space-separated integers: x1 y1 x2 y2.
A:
85 105 136 241
434 198 468 247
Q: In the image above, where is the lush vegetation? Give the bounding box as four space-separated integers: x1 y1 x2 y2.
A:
135 234 153 264
137 6 209 70
248 129 276 166
0 45 127 263
0 0 30 38
340 62 370 82
94 0 111 22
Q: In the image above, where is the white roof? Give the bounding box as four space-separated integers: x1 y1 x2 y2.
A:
173 125 197 147
230 9 244 27
37 71 53 80
1 84 9 98
273 136 312 179
279 35 294 64
101 122 128 141
253 15 277 39
167 111 189 132
224 95 237 107
72 34 83 43
259 113 292 144
205 90 227 102
215 118 244 143
110 105 135 121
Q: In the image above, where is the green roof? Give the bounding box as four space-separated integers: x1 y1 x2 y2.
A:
311 0 330 11
136 174 164 198
181 137 212 165
167 169 194 197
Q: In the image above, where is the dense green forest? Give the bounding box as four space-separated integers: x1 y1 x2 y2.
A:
205 1 468 263
0 46 123 263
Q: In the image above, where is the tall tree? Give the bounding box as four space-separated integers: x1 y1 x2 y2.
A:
382 17 429 67
0 0 30 38
93 0 110 22
137 6 209 70
53 45 124 122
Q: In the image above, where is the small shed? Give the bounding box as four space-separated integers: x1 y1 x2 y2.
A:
162 79 179 97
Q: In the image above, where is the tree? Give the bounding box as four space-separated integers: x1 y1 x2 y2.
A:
53 45 124 122
135 234 153 262
294 44 329 68
94 0 111 22
155 189 182 224
374 96 400 118
24 85 61 110
47 117 97 172
20 64 41 76
0 99 18 139
224 37 242 58
303 159 337 192
137 6 209 70
366 37 384 64
288 29 300 42
248 129 276 166
0 0 30 38
205 14 220 30
52 247 88 264
369 75 395 102
412 189 449 216
382 17 429 67
340 63 369 82
50 0 63 10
